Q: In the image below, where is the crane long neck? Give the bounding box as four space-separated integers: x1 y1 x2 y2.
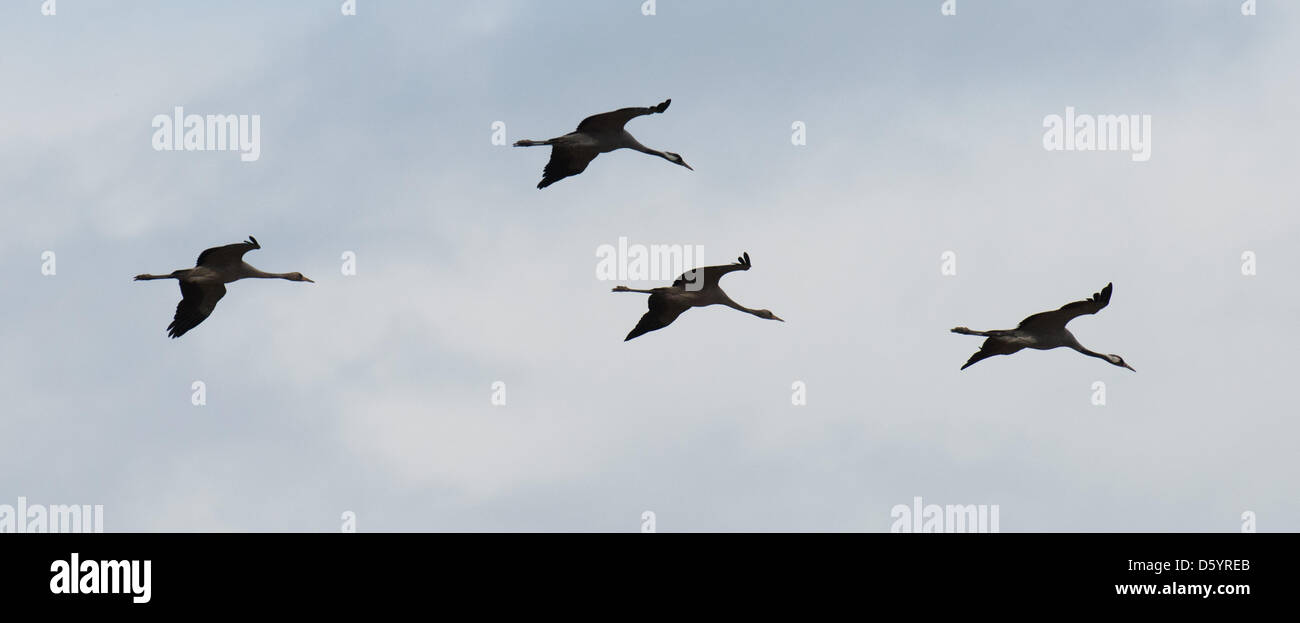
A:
1070 343 1110 361
243 265 294 280
626 136 670 160
721 296 763 317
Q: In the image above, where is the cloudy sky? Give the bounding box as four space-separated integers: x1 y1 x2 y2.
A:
1 1 1296 532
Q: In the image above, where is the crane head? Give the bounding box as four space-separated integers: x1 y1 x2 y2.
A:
755 309 783 322
664 152 693 171
288 272 315 283
1107 354 1135 371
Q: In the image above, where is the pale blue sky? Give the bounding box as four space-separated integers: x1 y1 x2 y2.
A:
1 1 1296 531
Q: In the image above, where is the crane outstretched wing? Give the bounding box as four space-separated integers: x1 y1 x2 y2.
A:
167 281 226 338
1016 283 1113 331
576 99 671 134
538 145 599 189
673 252 751 291
624 291 690 341
960 337 1024 370
196 236 260 269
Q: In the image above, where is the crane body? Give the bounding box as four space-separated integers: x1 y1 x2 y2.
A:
134 236 313 338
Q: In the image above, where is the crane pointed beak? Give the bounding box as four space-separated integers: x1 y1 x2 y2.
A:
773 315 784 322
1123 362 1136 372
304 277 316 283
682 162 694 171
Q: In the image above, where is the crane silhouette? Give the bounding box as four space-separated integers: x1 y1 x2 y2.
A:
612 252 782 341
514 98 691 189
134 236 313 338
952 283 1134 371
